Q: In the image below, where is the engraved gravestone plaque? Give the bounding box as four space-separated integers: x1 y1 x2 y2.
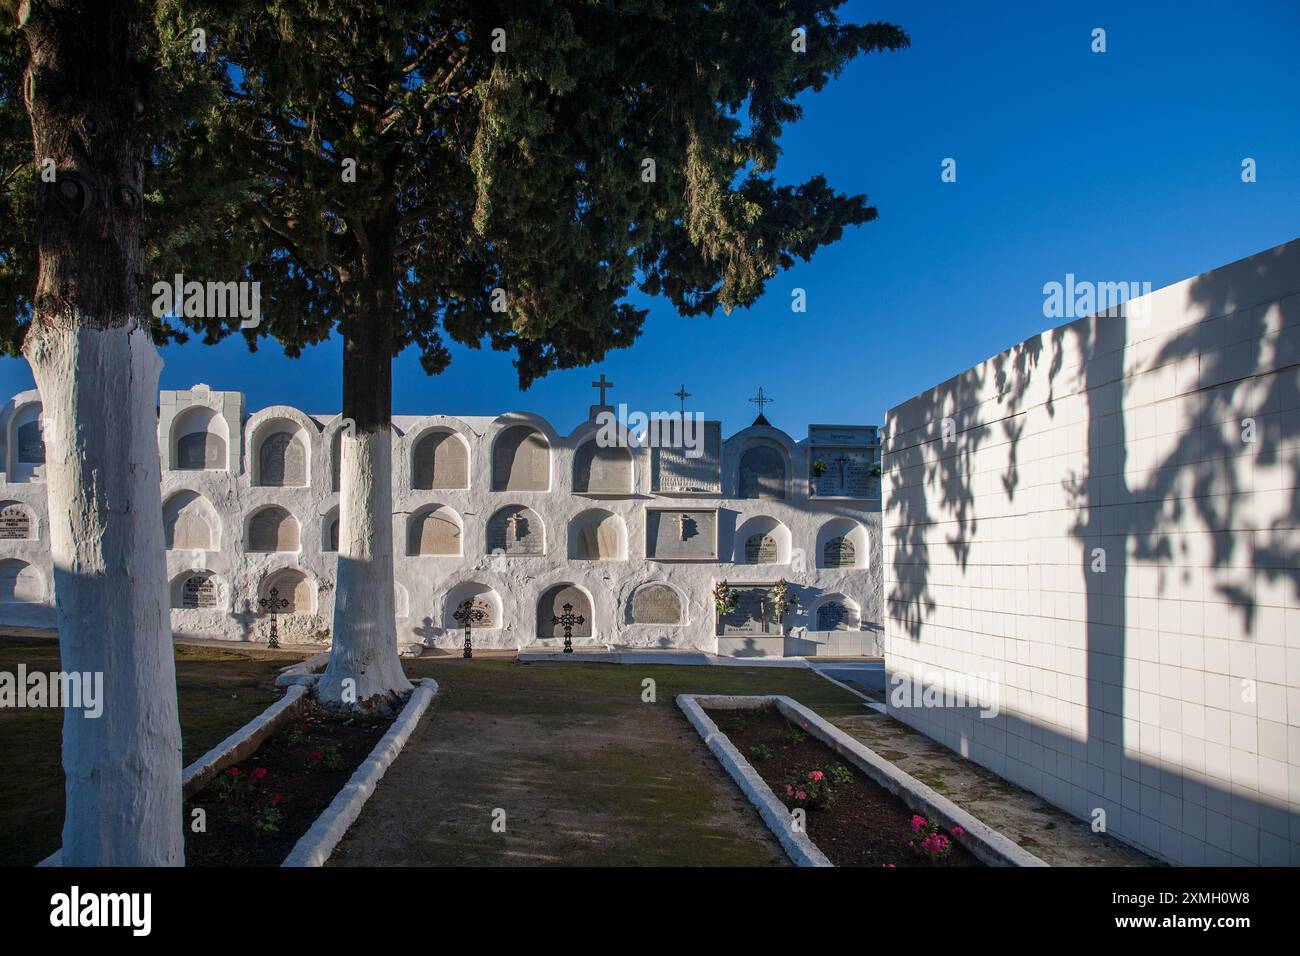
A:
0 506 30 539
743 533 778 564
816 601 850 630
646 509 717 561
486 506 544 555
651 421 721 495
717 583 778 636
456 597 495 629
16 421 44 464
808 425 880 499
630 584 682 625
738 445 786 499
182 573 219 609
823 536 856 569
177 431 226 470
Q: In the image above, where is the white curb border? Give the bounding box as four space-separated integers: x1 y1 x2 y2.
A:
281 677 439 867
276 651 331 687
680 694 1049 868
677 694 831 867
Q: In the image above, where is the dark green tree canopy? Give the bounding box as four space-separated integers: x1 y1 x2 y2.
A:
154 0 907 386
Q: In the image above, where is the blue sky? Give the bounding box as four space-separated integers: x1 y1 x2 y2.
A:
3 0 1297 433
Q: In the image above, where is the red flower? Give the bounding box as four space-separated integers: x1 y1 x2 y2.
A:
272 793 282 805
308 750 323 761
252 767 268 781
298 721 310 732
228 767 240 777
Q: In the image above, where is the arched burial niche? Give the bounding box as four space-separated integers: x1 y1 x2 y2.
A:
0 559 43 603
322 507 340 553
247 506 300 553
172 405 228 471
569 508 627 560
737 442 788 499
732 515 791 565
407 505 462 556
8 403 45 480
171 570 224 610
412 429 469 490
536 583 594 641
628 582 683 625
816 517 868 570
811 593 861 631
491 425 549 492
485 505 544 556
443 582 502 631
259 567 315 615
0 501 34 540
254 421 309 487
572 440 632 494
163 490 218 551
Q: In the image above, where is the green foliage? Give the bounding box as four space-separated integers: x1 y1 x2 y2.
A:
0 16 34 356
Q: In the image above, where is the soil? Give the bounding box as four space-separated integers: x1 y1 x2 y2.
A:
183 698 395 866
704 706 983 867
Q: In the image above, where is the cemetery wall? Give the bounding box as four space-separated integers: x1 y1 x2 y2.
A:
882 238 1300 865
0 389 883 656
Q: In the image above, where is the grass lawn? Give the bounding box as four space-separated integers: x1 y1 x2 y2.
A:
329 658 867 867
0 638 297 867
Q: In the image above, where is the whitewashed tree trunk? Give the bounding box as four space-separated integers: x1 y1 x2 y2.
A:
318 425 411 703
28 326 184 866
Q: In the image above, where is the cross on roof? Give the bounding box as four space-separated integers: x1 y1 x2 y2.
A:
749 387 773 416
673 385 691 414
591 373 614 405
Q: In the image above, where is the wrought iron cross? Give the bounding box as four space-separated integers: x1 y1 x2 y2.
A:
453 599 486 659
749 387 773 414
591 373 614 405
551 601 586 654
258 586 290 650
674 385 691 414
834 454 850 487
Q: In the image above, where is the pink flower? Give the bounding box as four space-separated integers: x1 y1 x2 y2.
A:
228 767 240 777
883 863 895 868
252 767 267 781
785 785 794 796
951 826 964 836
910 814 927 833
272 792 282 805
808 770 824 782
796 790 807 801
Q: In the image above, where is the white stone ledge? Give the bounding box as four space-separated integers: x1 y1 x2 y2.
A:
679 693 1048 868
281 677 439 867
275 650 330 687
519 648 812 668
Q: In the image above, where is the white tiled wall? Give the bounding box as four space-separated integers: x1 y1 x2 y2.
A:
883 239 1300 865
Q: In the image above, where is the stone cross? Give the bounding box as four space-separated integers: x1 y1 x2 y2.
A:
834 455 850 487
674 512 690 541
591 373 614 405
505 511 522 540
551 601 586 654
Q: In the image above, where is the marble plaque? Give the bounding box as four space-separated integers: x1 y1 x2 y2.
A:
259 431 307 486
646 509 717 561
630 584 682 624
808 425 880 499
486 505 544 556
16 421 44 464
738 444 786 499
169 511 212 552
248 507 299 552
822 536 857 569
0 506 31 539
182 573 219 609
413 431 469 489
743 533 778 564
574 441 632 494
651 421 721 495
177 431 226 470
408 508 461 555
574 511 623 559
717 583 778 636
492 426 549 491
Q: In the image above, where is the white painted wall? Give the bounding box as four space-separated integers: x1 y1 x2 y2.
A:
0 392 883 656
883 238 1300 866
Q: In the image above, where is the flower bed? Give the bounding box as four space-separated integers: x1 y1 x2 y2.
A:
183 697 396 866
704 705 982 867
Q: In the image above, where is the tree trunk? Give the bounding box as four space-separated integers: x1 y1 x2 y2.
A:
316 245 411 704
19 0 183 864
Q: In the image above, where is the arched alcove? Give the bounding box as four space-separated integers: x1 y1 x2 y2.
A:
259 567 315 614
247 506 301 553
0 559 43 603
407 505 463 556
491 425 549 491
8 403 44 481
412 429 470 490
816 518 869 569
171 405 229 471
810 593 861 631
322 507 340 553
443 582 503 631
163 490 219 552
485 505 545 556
569 508 627 560
572 440 632 494
253 421 309 487
732 514 792 565
536 583 594 640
